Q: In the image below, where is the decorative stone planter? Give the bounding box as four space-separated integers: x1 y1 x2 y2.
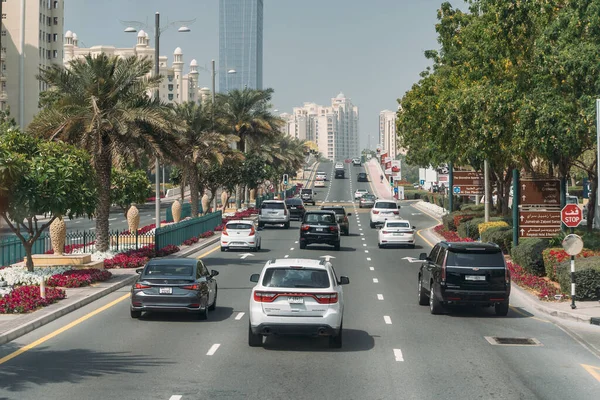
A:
221 191 228 210
201 194 210 215
49 216 66 255
250 189 256 201
172 200 182 223
127 204 140 233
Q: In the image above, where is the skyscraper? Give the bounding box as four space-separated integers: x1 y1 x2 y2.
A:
219 0 263 92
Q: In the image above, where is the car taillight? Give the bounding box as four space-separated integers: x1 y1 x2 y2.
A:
393 211 399 215
315 293 338 304
222 227 229 236
297 205 304 209
301 224 310 231
249 226 255 236
182 284 199 290
344 216 348 223
505 264 511 284
135 283 150 289
329 226 338 232
373 210 380 214
382 230 389 234
253 291 277 302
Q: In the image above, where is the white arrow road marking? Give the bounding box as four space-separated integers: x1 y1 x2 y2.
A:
377 294 384 300
393 349 404 362
384 316 392 324
235 312 245 320
373 278 379 283
411 213 422 215
320 255 336 261
206 344 221 356
169 396 183 400
369 267 374 271
402 257 421 263
240 253 254 259
74 220 81 224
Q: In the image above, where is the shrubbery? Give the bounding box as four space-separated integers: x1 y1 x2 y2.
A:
478 221 509 235
481 226 512 253
510 238 550 276
557 256 600 300
542 248 600 281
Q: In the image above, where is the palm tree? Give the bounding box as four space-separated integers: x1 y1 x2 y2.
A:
173 101 239 217
29 54 182 251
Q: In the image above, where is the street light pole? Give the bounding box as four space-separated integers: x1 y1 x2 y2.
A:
154 12 161 228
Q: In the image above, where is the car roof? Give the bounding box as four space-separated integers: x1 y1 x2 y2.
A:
305 210 336 215
385 219 410 224
375 200 397 204
264 258 331 270
440 241 501 251
356 189 368 191
321 206 345 211
226 219 254 224
263 199 285 203
147 258 197 266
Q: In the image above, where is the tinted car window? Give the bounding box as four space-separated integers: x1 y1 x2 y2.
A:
358 173 367 177
321 207 344 215
387 222 410 228
263 268 330 288
435 248 447 265
305 213 336 224
286 198 303 205
447 251 504 267
429 245 440 261
301 189 313 194
375 202 398 209
226 223 253 230
146 264 193 276
198 260 209 277
262 202 285 209
362 195 376 200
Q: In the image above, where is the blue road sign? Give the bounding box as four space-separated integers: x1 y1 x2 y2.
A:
420 179 425 185
394 187 399 194
453 186 461 194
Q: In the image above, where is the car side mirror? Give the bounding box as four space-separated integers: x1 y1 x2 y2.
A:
136 268 143 275
419 253 427 260
210 270 219 277
338 276 350 285
250 274 260 283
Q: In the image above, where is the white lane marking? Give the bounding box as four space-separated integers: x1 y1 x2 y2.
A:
361 238 365 241
284 255 289 258
74 220 81 223
377 294 384 300
394 349 404 362
358 224 361 227
108 218 117 221
384 316 392 324
152 217 156 220
367 257 371 261
373 278 379 283
295 241 298 244
147 214 153 217
369 267 374 271
169 396 183 400
235 312 245 320
365 250 369 253
363 244 367 247
290 248 295 251
359 228 363 231
89 227 96 230
360 233 364 236
207 343 221 356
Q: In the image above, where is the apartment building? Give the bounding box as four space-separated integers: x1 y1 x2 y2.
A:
379 108 403 160
2 0 64 128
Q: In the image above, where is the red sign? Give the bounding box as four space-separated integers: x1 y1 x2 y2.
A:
561 204 582 228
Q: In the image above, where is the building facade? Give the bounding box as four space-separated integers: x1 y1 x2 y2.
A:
63 30 208 105
379 109 400 160
2 0 65 128
281 93 359 161
219 0 263 92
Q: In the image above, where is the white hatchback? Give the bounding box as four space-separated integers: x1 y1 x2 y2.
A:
248 258 349 348
316 172 327 181
354 189 368 199
220 220 261 252
315 180 326 187
370 200 401 228
378 220 416 248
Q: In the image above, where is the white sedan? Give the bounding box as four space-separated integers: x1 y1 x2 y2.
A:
221 220 261 252
378 220 415 248
354 189 368 199
315 180 326 187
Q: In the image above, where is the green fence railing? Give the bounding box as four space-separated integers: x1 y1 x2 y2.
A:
255 192 275 208
155 211 222 250
166 200 204 222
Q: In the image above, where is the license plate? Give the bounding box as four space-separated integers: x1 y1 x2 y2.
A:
316 228 324 232
465 275 486 281
290 206 296 209
288 297 304 304
393 232 403 236
159 287 172 294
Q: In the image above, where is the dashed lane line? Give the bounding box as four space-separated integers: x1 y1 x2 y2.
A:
384 316 392 325
369 267 374 271
284 255 289 258
290 248 295 251
365 250 369 253
373 278 379 283
169 396 182 400
206 344 221 356
235 312 245 320
363 244 367 247
377 294 384 300
394 349 405 362
367 257 371 261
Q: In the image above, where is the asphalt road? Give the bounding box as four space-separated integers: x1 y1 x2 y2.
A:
0 161 599 399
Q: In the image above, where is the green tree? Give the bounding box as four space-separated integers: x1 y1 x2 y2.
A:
29 54 182 251
0 130 97 271
111 168 152 217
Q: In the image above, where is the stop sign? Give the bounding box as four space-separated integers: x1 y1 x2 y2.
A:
561 204 582 228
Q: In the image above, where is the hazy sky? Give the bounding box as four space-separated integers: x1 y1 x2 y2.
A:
65 0 469 150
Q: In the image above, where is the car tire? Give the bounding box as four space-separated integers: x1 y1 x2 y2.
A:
258 223 264 229
418 276 428 306
359 204 362 208
329 324 343 349
208 286 217 311
252 245 259 252
284 222 290 229
378 243 382 248
248 323 263 347
334 243 341 251
130 309 141 319
198 305 208 320
220 246 226 252
299 241 306 249
370 221 375 228
495 301 509 316
429 284 444 315
344 229 349 236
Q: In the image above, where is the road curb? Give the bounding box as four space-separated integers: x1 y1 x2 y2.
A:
175 236 221 258
0 274 137 346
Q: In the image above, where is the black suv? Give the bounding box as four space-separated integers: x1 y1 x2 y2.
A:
285 197 306 221
334 168 345 179
417 242 510 316
300 188 315 205
320 206 351 236
357 172 368 182
299 211 341 251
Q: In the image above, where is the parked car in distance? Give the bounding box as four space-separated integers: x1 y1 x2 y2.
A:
258 200 290 229
354 189 368 199
248 258 349 348
320 205 351 236
221 220 261 252
131 258 218 320
299 210 341 250
370 200 401 228
378 220 415 248
357 172 368 182
352 158 362 166
417 242 510 316
359 194 376 208
285 197 306 221
300 188 316 205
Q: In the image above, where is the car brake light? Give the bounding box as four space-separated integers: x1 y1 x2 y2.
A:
441 254 447 282
135 283 150 289
393 211 399 215
505 263 510 284
329 226 338 232
382 230 389 234
254 291 277 302
249 226 255 236
297 205 304 209
182 284 199 290
222 227 229 236
301 224 310 231
373 210 380 214
315 293 338 304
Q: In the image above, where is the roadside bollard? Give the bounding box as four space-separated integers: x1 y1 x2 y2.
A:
40 278 46 299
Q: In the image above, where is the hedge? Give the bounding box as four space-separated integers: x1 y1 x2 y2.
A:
510 238 550 276
478 221 509 235
542 247 600 281
460 204 485 212
557 257 600 300
404 190 430 200
458 217 505 240
481 226 512 254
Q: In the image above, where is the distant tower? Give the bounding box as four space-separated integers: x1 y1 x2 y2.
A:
64 30 75 63
189 59 199 103
173 47 184 104
199 87 211 104
136 30 147 49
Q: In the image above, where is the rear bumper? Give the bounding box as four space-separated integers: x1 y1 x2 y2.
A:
251 323 338 336
259 217 289 224
300 234 339 245
221 239 257 249
436 284 510 304
379 235 415 245
371 215 401 225
288 210 305 220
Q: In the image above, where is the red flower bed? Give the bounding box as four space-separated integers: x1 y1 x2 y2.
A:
507 261 560 300
433 225 475 242
146 195 166 202
0 285 66 314
47 269 112 288
103 244 180 269
45 242 96 255
181 231 215 246
542 247 600 280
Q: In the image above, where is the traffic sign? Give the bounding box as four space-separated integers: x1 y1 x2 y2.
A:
453 171 484 195
520 179 560 206
519 226 561 238
561 204 582 228
420 179 425 185
453 187 461 194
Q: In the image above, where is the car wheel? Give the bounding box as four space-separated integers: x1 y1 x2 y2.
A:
334 243 341 251
495 301 509 316
252 245 259 252
130 309 141 319
359 204 362 208
378 243 382 249
220 246 226 252
284 222 290 229
344 229 349 236
370 221 375 228
258 223 264 229
209 286 218 311
429 284 444 315
418 276 428 306
329 323 343 349
198 305 208 320
300 241 306 249
248 322 263 347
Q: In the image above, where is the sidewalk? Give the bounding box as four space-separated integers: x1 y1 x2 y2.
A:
415 200 600 326
364 159 393 199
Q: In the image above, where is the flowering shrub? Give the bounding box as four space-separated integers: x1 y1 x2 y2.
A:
200 230 214 238
183 236 200 246
507 261 560 300
542 247 600 281
214 224 225 232
0 285 66 314
478 221 509 235
44 242 96 255
103 244 180 268
0 266 71 286
453 214 476 229
156 245 180 257
47 269 112 288
433 225 475 242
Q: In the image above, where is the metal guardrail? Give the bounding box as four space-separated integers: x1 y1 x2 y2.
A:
155 211 222 250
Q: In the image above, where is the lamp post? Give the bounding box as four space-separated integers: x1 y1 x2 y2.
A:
123 12 194 228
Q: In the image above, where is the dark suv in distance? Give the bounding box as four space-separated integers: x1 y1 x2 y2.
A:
285 198 306 221
320 206 351 236
417 242 510 316
299 211 341 251
357 172 368 182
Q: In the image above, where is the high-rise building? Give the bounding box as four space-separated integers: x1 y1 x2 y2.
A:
281 93 359 161
219 0 263 92
379 108 402 160
2 0 65 128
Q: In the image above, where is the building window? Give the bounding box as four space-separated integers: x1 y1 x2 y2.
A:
167 75 173 82
47 50 51 59
53 17 58 25
168 84 173 91
53 33 58 42
2 14 6 19
53 50 57 58
47 33 51 43
168 94 174 101
47 17 51 26
1 31 6 37
54 1 59 8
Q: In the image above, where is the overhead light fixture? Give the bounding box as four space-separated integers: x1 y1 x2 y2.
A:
178 26 191 32
124 27 137 33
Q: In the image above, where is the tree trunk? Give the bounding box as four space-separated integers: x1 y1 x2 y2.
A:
95 147 113 252
24 241 34 272
587 174 597 232
187 162 200 217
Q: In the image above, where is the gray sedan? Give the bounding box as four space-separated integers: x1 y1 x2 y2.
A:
130 258 218 320
359 194 377 208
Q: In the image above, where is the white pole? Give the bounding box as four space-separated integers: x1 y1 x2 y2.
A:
570 256 576 309
595 99 600 229
40 278 46 299
19 0 25 128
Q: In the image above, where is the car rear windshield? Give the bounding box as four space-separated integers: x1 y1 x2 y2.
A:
387 222 410 228
262 202 285 209
262 267 330 288
301 189 313 194
321 207 344 215
304 213 336 224
446 251 505 268
145 264 193 276
226 223 253 230
286 198 302 205
358 173 367 177
375 202 398 209
362 195 376 200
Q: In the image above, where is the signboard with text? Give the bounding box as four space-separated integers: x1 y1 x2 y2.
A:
519 226 561 238
452 171 484 196
520 179 560 206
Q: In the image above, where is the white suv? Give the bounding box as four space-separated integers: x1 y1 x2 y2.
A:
370 200 401 228
248 258 349 348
